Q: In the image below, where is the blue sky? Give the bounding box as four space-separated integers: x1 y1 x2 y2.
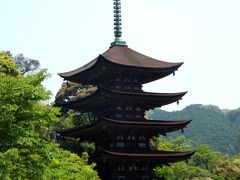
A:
1 0 240 111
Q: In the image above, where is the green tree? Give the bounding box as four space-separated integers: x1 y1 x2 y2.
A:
150 135 194 151
191 144 221 171
55 81 97 104
55 81 98 128
154 162 212 180
0 52 98 179
2 51 40 75
57 110 95 129
13 53 40 74
212 155 240 179
0 51 20 76
153 136 218 179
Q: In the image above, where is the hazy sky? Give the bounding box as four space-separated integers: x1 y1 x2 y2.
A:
1 0 240 111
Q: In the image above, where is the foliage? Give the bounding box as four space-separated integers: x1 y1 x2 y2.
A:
57 110 96 129
55 81 98 131
212 155 240 179
58 110 76 129
150 135 194 151
147 104 240 154
0 69 54 146
154 162 212 180
0 135 97 179
80 141 96 155
191 144 221 171
0 51 20 76
225 108 240 124
153 135 240 179
13 53 40 74
0 55 98 179
152 136 215 179
55 81 98 156
55 81 97 105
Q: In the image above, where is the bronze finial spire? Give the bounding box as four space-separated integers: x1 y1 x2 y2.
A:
111 0 126 47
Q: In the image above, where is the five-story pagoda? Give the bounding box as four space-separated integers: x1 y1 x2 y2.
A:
56 0 194 179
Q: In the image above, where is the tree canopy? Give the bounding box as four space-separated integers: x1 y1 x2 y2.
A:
0 52 20 76
13 53 40 75
153 136 240 179
55 81 97 104
0 52 98 179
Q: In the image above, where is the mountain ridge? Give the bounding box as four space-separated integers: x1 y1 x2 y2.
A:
147 104 240 154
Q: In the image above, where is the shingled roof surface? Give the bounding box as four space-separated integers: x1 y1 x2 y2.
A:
102 45 182 68
58 45 182 78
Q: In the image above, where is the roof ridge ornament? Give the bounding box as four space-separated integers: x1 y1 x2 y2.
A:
111 0 127 47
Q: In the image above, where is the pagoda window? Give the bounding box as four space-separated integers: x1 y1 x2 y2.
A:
118 176 126 180
116 106 122 110
139 143 146 148
115 85 121 89
117 135 124 140
139 136 146 140
142 176 150 180
133 86 140 90
115 77 121 81
110 143 114 148
129 114 134 118
124 86 131 90
136 114 142 119
116 114 123 118
125 106 133 111
136 107 141 111
126 114 133 118
126 142 137 148
121 164 125 171
116 142 124 148
124 78 130 82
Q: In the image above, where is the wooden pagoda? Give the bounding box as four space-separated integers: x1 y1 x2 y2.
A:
56 0 194 179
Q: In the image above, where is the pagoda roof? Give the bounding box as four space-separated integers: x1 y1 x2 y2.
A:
56 88 187 112
99 149 195 163
57 116 191 139
58 46 183 84
103 117 191 126
102 46 181 68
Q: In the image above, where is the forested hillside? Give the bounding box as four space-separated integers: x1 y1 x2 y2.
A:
147 104 240 154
